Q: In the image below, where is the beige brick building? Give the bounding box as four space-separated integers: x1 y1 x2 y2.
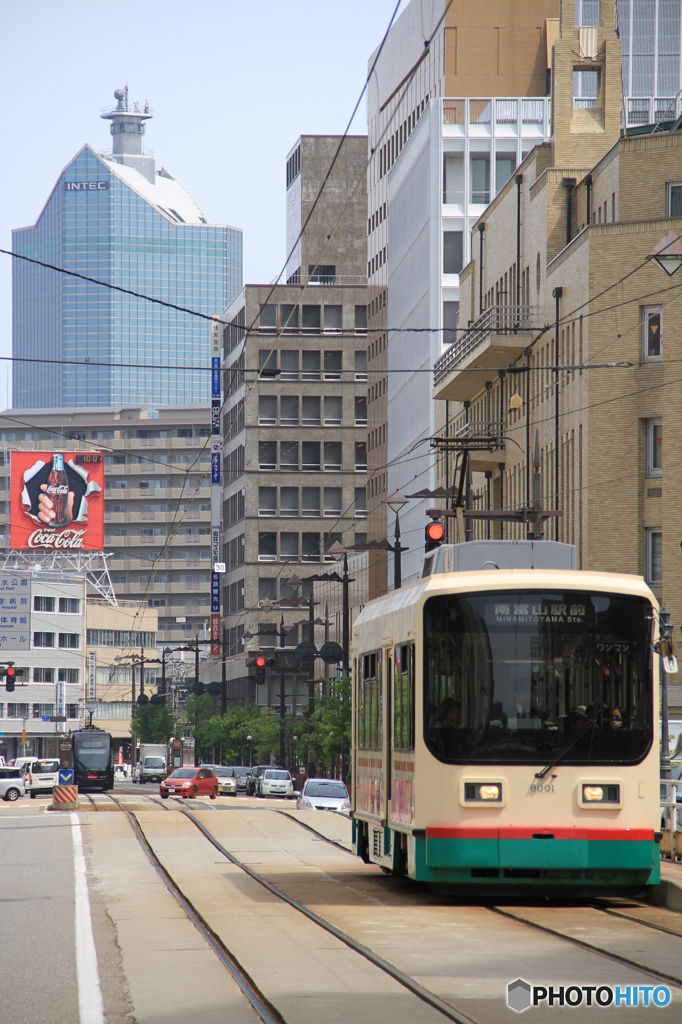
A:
433 0 682 628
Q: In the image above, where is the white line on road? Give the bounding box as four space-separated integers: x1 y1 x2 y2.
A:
70 812 105 1024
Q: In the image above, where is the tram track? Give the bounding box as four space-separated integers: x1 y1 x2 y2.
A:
82 793 682 1014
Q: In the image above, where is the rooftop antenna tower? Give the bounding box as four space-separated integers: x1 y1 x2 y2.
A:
100 86 155 183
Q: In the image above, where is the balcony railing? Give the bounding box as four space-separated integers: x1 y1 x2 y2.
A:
626 96 682 127
442 97 550 132
434 304 544 385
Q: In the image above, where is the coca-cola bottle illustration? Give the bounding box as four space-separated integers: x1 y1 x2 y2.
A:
46 454 69 527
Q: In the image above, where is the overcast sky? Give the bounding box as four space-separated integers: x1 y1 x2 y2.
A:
0 1 402 406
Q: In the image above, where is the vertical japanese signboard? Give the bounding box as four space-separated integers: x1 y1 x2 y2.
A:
211 318 222 656
0 573 30 651
88 651 96 702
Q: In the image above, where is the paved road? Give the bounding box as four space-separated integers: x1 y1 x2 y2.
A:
0 813 79 1024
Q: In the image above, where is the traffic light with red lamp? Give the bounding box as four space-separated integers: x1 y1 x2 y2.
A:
425 520 445 553
1 664 20 692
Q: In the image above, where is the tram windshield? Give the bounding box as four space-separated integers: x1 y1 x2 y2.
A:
424 591 653 765
74 734 110 771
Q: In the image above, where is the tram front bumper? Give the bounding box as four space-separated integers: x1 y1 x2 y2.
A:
419 826 660 886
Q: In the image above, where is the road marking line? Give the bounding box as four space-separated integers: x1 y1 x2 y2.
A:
70 812 105 1024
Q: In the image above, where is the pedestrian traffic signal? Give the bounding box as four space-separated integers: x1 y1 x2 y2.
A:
256 656 266 686
4 666 15 692
425 520 445 552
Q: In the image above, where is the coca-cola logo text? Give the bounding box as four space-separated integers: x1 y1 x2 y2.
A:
27 528 87 550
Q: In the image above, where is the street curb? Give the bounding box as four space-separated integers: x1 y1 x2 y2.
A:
648 876 682 913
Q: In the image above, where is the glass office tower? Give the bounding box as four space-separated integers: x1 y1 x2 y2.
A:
12 99 241 408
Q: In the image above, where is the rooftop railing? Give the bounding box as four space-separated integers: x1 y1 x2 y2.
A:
626 96 682 127
443 97 550 131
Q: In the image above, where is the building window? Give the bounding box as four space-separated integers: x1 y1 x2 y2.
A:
59 598 80 614
280 487 299 517
324 487 342 517
302 487 320 517
666 183 682 218
470 158 490 205
33 668 54 683
280 395 298 426
355 306 367 334
301 350 321 380
302 442 321 471
323 442 342 471
575 0 599 26
258 396 277 425
647 420 662 476
58 633 80 649
281 304 299 333
258 533 277 562
33 596 55 612
647 530 662 585
443 231 463 275
302 305 321 333
308 264 336 284
280 441 299 471
324 396 342 426
355 396 367 426
573 69 598 108
280 533 299 562
259 304 276 332
258 487 277 517
355 441 367 471
642 307 662 361
33 632 55 648
258 441 277 470
354 350 367 380
443 301 459 345
355 487 367 518
324 305 342 333
443 153 464 205
323 350 342 380
280 350 299 380
302 396 321 426
495 155 516 194
302 533 321 562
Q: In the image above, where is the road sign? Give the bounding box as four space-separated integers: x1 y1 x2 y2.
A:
41 715 50 722
295 642 317 662
58 769 74 785
319 641 343 664
50 715 67 722
214 562 226 573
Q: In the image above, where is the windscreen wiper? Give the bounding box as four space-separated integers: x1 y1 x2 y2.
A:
534 718 596 779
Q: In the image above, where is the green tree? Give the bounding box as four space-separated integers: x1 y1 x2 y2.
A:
307 673 351 781
130 703 178 743
185 694 214 762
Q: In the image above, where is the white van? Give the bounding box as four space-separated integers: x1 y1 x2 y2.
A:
24 758 60 797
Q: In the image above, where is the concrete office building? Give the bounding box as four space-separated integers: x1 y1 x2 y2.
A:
365 0 561 596
0 570 84 762
366 0 682 593
220 135 368 707
12 87 241 409
0 405 212 647
432 0 682 627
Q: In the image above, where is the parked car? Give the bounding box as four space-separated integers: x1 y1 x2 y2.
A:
297 778 351 811
25 758 60 798
0 766 25 802
159 767 218 800
233 766 251 793
203 765 237 796
247 764 285 797
260 769 294 799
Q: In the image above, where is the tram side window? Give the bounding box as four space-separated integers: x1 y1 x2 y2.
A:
359 652 381 749
393 643 415 751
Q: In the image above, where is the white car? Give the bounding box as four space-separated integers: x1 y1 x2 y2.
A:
0 766 25 802
297 778 351 811
24 758 60 798
260 769 294 798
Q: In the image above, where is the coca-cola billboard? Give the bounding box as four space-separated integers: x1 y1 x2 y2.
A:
10 451 104 551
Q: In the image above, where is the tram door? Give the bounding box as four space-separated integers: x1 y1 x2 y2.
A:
385 648 392 824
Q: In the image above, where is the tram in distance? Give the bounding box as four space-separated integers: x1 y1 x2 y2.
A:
72 728 114 792
351 539 661 893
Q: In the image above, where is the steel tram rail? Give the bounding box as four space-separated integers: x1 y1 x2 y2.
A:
104 793 285 1024
160 799 682 995
83 793 682 1001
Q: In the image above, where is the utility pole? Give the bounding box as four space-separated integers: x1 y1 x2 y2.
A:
660 605 672 781
553 286 562 539
194 634 199 766
307 584 315 779
279 614 286 767
221 626 227 715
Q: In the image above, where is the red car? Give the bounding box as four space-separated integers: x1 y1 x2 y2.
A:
160 767 218 800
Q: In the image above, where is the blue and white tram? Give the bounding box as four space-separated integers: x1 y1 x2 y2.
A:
351 541 660 892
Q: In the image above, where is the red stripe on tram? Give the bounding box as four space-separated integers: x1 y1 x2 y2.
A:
426 826 655 842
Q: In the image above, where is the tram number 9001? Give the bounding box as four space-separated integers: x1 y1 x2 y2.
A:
529 782 555 794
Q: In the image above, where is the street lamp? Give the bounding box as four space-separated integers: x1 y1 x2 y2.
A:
246 734 253 768
647 230 682 276
387 490 408 590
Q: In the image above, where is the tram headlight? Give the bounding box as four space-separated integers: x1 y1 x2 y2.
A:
581 784 620 803
464 782 502 802
583 786 604 801
479 785 501 801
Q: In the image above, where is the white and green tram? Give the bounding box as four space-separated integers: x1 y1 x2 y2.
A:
351 541 661 892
